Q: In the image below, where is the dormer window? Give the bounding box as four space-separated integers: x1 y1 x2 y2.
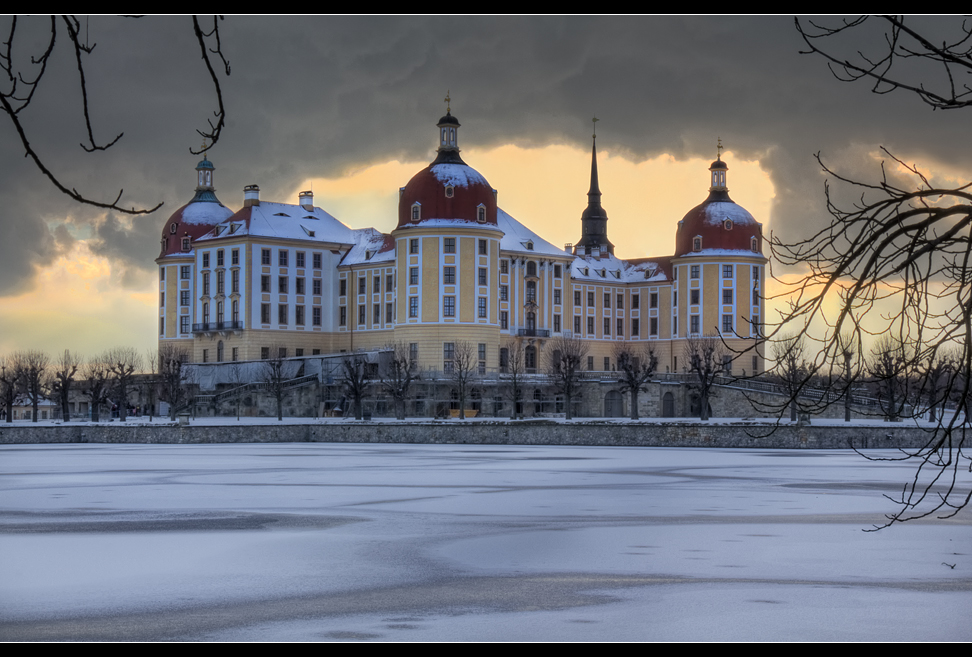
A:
411 203 421 221
751 236 759 252
365 250 373 261
693 236 702 252
525 240 534 251
477 204 486 223
170 223 177 234
182 237 190 251
445 186 454 198
723 219 733 230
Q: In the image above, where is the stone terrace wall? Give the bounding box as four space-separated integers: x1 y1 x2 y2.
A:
0 421 937 450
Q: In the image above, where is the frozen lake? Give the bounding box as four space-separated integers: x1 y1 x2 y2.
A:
0 443 969 641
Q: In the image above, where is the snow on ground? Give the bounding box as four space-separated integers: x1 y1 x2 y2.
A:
0 443 968 641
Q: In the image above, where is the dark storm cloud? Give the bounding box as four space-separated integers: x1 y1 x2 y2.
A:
2 15 969 295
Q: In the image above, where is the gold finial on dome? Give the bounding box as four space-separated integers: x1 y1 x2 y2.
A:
444 91 451 113
717 137 723 161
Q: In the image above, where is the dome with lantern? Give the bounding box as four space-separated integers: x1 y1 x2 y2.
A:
158 154 234 258
674 152 763 258
397 108 497 229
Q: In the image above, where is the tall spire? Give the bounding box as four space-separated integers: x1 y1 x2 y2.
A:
575 117 614 256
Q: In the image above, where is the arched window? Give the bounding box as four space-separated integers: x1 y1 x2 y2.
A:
693 236 702 252
724 219 733 230
411 203 421 221
751 236 759 252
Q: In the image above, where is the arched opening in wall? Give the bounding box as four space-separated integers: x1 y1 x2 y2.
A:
662 391 675 418
604 390 624 417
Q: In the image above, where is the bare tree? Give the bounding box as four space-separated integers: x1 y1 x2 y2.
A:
915 349 954 424
263 346 288 421
614 342 658 420
775 16 972 524
447 341 476 420
341 353 372 421
684 335 726 422
868 336 913 422
46 350 81 422
157 344 193 421
105 348 142 421
83 353 112 422
837 333 861 423
1 16 230 214
0 356 20 423
546 334 589 420
379 343 418 420
501 339 526 420
15 351 49 423
228 362 248 421
773 334 810 422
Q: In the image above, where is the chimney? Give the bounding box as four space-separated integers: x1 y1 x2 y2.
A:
299 190 314 211
243 184 260 207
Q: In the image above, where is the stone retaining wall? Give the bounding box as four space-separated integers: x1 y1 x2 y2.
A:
0 421 936 450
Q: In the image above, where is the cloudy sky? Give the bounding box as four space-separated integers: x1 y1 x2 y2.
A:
1 15 969 359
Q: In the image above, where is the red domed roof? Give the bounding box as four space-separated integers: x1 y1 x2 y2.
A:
674 189 763 258
397 156 497 229
158 200 234 258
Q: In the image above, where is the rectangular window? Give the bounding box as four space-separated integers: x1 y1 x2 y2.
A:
500 260 509 274
588 356 594 371
232 269 239 294
444 296 455 317
279 250 288 267
216 249 224 267
617 318 624 336
443 343 455 373
278 304 288 324
478 239 487 255
358 305 365 325
443 238 455 253
180 316 189 334
313 306 321 326
279 276 288 294
313 252 322 269
617 294 624 309
587 317 594 334
313 279 321 296
261 303 271 324
181 265 190 280
632 318 640 336
313 349 321 355
409 267 419 285
340 306 347 326
159 316 165 334
202 349 208 363
202 252 210 268
296 305 305 325
554 314 561 332
202 273 210 296
649 293 657 309
409 297 418 318
604 293 611 309
262 249 271 265
340 279 347 296
443 267 456 284
723 265 733 279
180 290 189 306
753 266 759 281
261 347 270 360
604 317 611 335
279 347 287 359
554 289 561 305
573 316 580 334
722 289 733 304
650 317 657 336
217 270 224 294
673 316 678 337
574 290 581 306
690 314 700 334
500 285 508 301
386 274 393 292
722 314 733 332
691 289 700 305
554 264 562 278
478 343 486 361
296 252 305 268
373 276 380 294
691 265 700 279
374 304 381 324
588 292 594 307
478 297 487 318
358 277 366 295
753 289 759 305
160 267 165 281
410 343 418 363
604 357 610 371
261 275 270 293
674 291 678 306
386 302 393 323
409 238 419 254
478 267 487 285
296 349 304 357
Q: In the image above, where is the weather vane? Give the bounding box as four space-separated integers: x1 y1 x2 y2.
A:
592 116 599 139
445 91 451 113
717 137 723 160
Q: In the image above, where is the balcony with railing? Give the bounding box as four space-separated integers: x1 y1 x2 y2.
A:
516 327 550 338
192 321 244 333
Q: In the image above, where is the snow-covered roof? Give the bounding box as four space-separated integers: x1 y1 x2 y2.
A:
340 228 396 267
679 248 767 260
395 218 504 232
429 163 489 188
497 209 569 257
178 200 235 226
697 201 758 227
197 201 355 246
570 253 671 284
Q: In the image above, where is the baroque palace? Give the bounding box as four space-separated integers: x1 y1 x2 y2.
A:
157 107 766 410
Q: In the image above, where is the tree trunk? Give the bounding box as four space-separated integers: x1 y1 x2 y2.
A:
565 392 573 420
60 390 70 423
700 391 710 421
630 389 639 420
790 400 797 422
